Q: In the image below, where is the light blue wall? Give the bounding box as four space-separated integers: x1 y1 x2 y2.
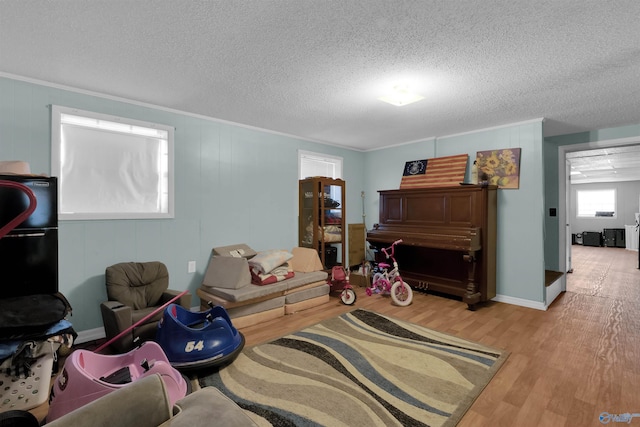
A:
364 121 546 304
0 76 365 331
1 75 555 332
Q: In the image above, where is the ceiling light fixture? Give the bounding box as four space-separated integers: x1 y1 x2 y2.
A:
378 84 424 106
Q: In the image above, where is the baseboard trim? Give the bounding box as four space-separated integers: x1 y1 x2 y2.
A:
493 294 547 311
544 277 564 309
75 327 106 344
74 305 201 345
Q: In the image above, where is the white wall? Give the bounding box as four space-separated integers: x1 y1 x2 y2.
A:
570 181 640 234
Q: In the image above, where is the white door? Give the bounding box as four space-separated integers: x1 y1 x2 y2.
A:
565 159 572 275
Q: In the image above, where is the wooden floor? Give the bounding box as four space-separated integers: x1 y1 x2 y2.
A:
31 245 640 426
241 245 640 427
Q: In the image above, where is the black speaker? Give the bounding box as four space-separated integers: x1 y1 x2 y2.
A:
603 229 616 247
615 229 626 248
603 228 626 248
582 231 602 247
323 245 338 268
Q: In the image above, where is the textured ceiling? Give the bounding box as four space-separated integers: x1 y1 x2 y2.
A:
1 0 639 152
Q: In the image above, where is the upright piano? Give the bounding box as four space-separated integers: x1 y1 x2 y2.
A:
367 185 497 310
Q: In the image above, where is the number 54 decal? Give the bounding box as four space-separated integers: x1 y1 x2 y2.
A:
184 340 205 352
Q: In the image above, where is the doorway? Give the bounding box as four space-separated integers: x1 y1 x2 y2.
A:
558 136 640 296
567 244 640 302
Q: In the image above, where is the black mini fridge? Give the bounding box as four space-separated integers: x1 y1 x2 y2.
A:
0 175 58 297
0 175 73 413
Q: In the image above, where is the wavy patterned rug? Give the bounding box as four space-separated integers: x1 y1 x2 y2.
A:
198 309 508 426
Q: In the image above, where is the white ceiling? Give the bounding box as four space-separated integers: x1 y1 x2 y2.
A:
1 1 639 160
567 145 640 185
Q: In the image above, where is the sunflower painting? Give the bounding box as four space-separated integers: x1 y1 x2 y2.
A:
475 148 521 189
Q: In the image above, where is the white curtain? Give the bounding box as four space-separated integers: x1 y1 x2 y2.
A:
60 125 164 214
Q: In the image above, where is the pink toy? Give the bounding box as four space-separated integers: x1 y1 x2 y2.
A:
47 341 189 422
327 265 356 305
0 180 36 239
365 239 413 306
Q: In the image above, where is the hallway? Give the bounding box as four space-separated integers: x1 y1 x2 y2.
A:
567 244 640 303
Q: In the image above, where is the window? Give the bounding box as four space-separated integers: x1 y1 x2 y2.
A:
298 150 343 180
297 150 344 225
51 105 174 220
576 189 616 218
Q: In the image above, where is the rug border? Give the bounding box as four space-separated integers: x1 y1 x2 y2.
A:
349 308 511 359
342 309 511 427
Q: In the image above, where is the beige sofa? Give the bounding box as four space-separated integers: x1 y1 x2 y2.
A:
196 246 329 328
45 374 257 427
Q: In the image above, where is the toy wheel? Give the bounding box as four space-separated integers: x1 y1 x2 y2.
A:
341 288 357 305
365 287 373 296
182 373 193 394
391 281 413 306
372 272 384 286
376 279 391 294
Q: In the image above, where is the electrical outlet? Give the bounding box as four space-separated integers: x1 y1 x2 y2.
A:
188 261 196 273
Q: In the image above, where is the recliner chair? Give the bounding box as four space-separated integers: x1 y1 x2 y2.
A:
100 261 191 353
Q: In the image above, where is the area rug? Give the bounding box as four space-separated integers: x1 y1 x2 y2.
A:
198 309 508 427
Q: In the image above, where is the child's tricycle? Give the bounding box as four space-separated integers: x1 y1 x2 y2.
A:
327 266 356 305
366 239 413 306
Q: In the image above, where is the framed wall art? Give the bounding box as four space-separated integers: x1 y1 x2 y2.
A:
399 154 468 189
475 148 521 189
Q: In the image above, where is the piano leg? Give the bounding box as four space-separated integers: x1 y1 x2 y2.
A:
463 252 481 310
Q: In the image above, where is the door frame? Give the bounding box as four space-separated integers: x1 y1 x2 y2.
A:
558 135 640 293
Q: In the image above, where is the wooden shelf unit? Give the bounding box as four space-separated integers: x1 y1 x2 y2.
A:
299 177 345 269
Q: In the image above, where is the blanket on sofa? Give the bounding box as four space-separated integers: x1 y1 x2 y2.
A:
248 250 295 285
250 262 294 286
248 250 292 274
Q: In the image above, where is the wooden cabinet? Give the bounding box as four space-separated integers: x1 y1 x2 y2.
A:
299 177 345 269
348 223 366 268
367 185 497 309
